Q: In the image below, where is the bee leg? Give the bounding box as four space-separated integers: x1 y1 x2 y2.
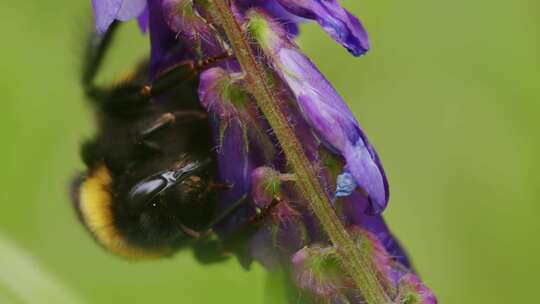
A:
205 194 248 229
138 140 163 155
179 223 204 239
192 239 230 264
138 111 208 140
140 52 233 98
206 181 233 192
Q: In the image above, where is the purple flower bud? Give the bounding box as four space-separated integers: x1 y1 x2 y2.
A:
247 10 389 214
91 0 147 33
343 193 412 268
162 0 213 40
395 273 438 304
199 67 247 120
350 227 395 288
291 245 350 297
275 0 369 55
250 166 281 209
351 227 438 303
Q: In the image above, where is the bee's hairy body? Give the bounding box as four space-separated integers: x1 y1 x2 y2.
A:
71 22 226 261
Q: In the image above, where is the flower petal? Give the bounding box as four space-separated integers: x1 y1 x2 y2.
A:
247 10 388 213
148 0 194 76
137 4 149 32
117 0 147 21
91 0 147 33
211 118 256 234
275 0 369 55
91 0 122 33
237 0 303 36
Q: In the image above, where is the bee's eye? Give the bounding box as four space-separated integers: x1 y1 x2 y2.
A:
127 160 210 212
128 177 168 211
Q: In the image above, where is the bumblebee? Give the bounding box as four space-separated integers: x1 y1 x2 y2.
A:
71 22 234 261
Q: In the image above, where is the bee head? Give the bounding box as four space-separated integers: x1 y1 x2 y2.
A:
72 159 214 260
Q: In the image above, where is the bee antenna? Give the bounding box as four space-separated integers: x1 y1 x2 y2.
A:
173 158 212 180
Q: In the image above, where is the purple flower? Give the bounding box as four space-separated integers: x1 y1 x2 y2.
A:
290 226 435 303
275 0 369 55
250 167 282 209
246 10 388 214
162 0 210 39
91 0 147 33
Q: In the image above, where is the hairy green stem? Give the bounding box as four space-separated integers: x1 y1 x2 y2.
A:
210 1 391 303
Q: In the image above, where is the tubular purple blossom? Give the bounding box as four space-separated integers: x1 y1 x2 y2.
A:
246 10 389 214
275 0 369 55
198 66 255 232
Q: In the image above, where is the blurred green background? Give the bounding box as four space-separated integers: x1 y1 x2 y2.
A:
0 0 538 303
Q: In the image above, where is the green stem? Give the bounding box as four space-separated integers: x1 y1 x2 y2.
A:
210 1 392 303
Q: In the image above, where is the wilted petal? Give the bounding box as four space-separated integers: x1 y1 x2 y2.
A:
247 10 388 213
275 0 369 55
92 0 147 33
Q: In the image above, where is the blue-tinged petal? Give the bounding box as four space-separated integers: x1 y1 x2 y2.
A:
275 0 369 55
335 172 356 198
247 10 388 213
91 0 147 33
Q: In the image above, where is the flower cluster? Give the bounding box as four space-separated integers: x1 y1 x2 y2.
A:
91 0 436 302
